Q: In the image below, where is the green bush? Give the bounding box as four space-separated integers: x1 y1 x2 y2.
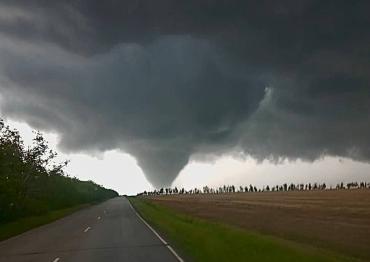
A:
0 119 118 223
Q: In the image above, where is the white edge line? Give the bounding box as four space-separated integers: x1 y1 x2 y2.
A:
128 198 184 262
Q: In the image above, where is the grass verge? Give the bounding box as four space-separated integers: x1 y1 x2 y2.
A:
129 197 359 262
0 204 89 241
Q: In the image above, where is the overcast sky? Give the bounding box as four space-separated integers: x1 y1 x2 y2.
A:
6 119 370 195
0 1 369 193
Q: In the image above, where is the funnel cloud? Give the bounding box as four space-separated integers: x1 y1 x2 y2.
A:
0 1 369 187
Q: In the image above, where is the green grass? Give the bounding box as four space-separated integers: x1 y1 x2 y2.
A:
129 197 359 262
0 204 88 241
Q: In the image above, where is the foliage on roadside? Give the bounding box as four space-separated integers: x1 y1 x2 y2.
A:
0 204 87 241
0 119 118 223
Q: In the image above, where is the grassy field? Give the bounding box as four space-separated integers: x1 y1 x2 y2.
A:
0 204 88 241
130 197 358 262
147 190 370 260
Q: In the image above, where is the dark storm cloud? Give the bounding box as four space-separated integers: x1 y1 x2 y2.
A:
0 0 369 187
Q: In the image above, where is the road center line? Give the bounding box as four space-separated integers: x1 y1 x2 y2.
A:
84 226 91 233
52 258 60 262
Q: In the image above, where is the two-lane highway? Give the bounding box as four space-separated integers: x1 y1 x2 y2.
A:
0 198 179 262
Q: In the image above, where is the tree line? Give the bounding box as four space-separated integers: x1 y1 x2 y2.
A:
139 181 369 196
0 119 118 223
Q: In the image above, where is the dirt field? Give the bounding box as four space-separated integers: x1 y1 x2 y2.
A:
147 189 370 260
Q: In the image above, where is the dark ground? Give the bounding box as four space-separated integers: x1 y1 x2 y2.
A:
0 197 177 262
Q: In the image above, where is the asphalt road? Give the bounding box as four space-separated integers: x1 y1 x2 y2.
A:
0 197 179 262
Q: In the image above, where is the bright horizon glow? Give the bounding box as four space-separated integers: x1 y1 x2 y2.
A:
4 119 153 195
4 118 370 195
174 156 370 190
